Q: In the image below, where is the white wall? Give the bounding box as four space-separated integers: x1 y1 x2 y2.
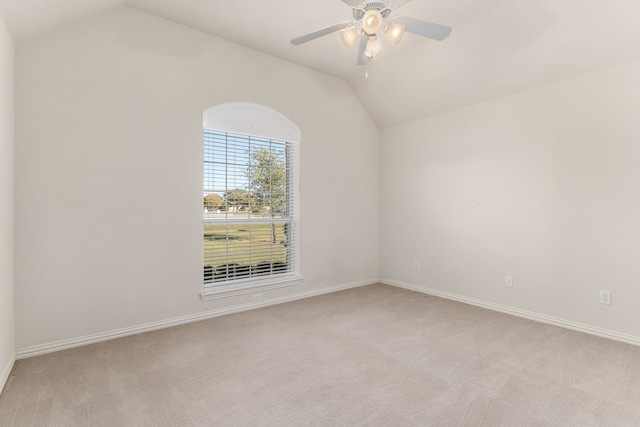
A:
0 10 15 388
381 59 640 337
14 6 379 351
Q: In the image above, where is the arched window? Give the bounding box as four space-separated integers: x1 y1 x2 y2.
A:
202 103 300 297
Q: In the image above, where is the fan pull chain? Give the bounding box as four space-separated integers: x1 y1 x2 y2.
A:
365 56 369 79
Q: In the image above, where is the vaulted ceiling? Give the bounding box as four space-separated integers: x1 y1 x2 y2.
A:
1 0 639 128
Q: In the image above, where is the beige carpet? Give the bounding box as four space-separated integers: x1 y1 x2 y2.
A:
2 283 640 426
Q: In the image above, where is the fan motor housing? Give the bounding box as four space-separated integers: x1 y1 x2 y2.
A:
355 2 389 21
364 2 387 11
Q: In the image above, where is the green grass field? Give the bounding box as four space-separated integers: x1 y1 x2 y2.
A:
203 222 287 268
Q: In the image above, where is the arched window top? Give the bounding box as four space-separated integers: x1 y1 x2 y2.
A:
202 102 301 143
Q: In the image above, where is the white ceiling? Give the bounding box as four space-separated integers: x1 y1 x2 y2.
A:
1 0 640 128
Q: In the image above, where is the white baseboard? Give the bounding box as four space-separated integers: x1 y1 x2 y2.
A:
16 278 378 359
382 278 640 348
21 277 637 360
0 352 15 395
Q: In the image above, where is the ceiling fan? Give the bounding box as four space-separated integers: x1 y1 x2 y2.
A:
291 0 452 66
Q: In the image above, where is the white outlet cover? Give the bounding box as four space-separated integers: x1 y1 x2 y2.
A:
505 275 513 287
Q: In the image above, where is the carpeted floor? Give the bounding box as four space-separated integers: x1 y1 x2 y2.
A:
2 283 640 426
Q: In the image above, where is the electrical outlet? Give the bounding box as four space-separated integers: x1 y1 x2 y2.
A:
253 293 263 302
414 261 420 271
505 275 513 287
599 290 611 305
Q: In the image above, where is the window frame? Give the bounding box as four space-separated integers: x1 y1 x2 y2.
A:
200 104 301 301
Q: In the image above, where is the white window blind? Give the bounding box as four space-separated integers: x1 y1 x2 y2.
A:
203 129 299 289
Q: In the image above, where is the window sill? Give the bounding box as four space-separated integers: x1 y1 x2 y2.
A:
200 276 303 302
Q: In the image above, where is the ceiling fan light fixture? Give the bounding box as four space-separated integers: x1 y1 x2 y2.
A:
364 36 383 58
339 27 360 49
362 10 384 35
290 1 453 71
385 22 406 45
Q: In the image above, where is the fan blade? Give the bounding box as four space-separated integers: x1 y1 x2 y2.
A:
341 0 363 7
388 0 413 9
356 36 367 65
291 22 352 45
395 17 452 41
